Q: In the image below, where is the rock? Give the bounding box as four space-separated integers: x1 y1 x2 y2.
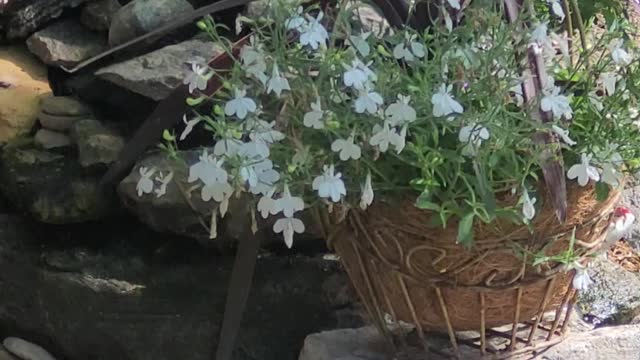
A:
578 256 640 325
0 348 17 360
0 214 361 360
0 141 117 224
38 113 86 132
298 327 390 360
108 0 194 46
4 0 94 39
69 119 125 167
96 38 224 100
620 179 640 250
34 129 72 149
0 46 51 143
40 96 92 117
3 338 56 360
80 0 122 32
26 19 108 67
541 324 640 359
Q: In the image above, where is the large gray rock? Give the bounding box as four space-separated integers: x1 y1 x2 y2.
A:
541 324 640 359
0 214 360 360
108 0 194 46
96 38 224 100
69 119 125 167
0 140 117 224
26 19 108 67
4 0 93 39
620 179 640 250
81 0 122 32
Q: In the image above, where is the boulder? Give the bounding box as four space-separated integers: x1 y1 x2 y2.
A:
0 141 117 224
4 0 93 39
34 129 72 149
540 324 640 360
69 119 125 167
26 19 108 67
81 0 122 32
108 0 194 46
40 96 92 117
0 46 51 143
95 38 224 100
0 214 361 360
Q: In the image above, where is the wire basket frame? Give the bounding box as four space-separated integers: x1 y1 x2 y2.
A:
320 185 620 359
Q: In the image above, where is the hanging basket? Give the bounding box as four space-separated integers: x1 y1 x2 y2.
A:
321 183 620 358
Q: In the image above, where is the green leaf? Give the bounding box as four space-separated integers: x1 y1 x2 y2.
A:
162 129 176 141
595 182 610 202
186 96 205 106
213 105 224 116
457 213 475 248
415 191 439 211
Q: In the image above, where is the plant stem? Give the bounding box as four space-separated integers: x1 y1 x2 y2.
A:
569 0 589 67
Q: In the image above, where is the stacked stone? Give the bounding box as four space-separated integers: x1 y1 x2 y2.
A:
34 96 91 149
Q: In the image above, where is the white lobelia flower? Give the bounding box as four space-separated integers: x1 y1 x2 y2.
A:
285 6 306 30
369 123 402 153
572 263 593 291
598 72 618 96
588 90 604 111
250 166 280 195
385 95 416 126
342 58 376 90
459 123 490 156
224 89 257 120
201 181 233 202
446 0 461 9
528 22 554 55
360 172 374 210
188 151 228 185
522 189 537 221
213 138 243 157
312 164 347 202
136 166 156 197
257 188 278 219
249 120 285 144
567 153 600 186
299 11 329 50
394 125 407 154
354 88 384 114
349 32 371 57
274 184 305 217
331 134 362 161
303 98 325 129
609 39 632 66
432 84 464 117
551 125 576 146
180 115 202 141
240 38 269 84
393 34 426 62
547 0 565 20
601 162 623 187
541 86 572 120
266 63 291 97
154 171 174 198
183 61 212 94
273 216 305 248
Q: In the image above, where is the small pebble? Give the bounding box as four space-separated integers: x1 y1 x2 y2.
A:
34 129 72 149
3 337 56 360
38 111 85 132
39 96 91 117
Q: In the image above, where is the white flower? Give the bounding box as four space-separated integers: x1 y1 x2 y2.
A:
188 151 228 185
154 171 174 198
285 6 306 30
299 11 328 50
446 0 460 9
274 184 305 217
202 181 233 202
369 123 401 153
224 89 257 120
257 189 278 219
588 90 604 111
551 125 576 146
342 59 376 90
355 89 384 114
541 86 572 120
303 98 325 129
331 135 361 161
349 32 371 57
249 120 285 144
213 138 243 157
240 39 268 84
180 115 202 141
239 139 271 160
250 167 280 195
385 95 416 126
598 72 618 96
360 172 374 210
609 39 632 66
572 264 593 291
393 34 425 62
266 63 290 97
567 153 600 186
522 190 537 221
432 84 463 117
183 61 212 94
136 166 155 196
547 0 565 20
273 217 305 248
601 162 623 187
529 22 554 55
394 125 407 154
312 164 347 202
458 123 490 156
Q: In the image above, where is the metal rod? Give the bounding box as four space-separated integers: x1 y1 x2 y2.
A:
527 278 556 345
397 274 430 358
509 288 523 352
480 293 487 355
435 287 459 356
547 287 575 341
